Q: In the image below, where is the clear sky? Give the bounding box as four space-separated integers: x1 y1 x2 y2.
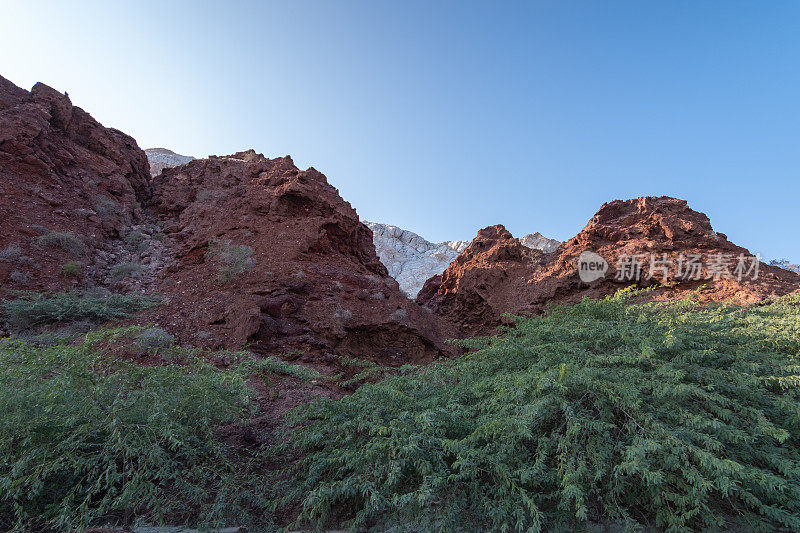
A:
2 1 798 261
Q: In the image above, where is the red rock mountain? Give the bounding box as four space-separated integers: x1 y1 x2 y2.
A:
2 75 797 363
0 76 455 367
147 150 458 364
0 75 150 292
418 197 800 335
417 225 545 335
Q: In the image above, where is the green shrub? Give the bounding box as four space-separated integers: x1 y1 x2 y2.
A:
61 260 82 277
250 356 323 382
92 195 119 219
0 329 270 531
110 261 146 280
206 239 256 284
133 327 176 356
124 229 150 252
280 292 800 532
125 229 145 244
34 230 86 256
1 290 162 331
0 244 23 262
8 270 30 284
334 355 405 387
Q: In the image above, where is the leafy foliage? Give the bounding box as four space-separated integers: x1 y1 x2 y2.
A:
280 292 800 532
92 195 120 219
334 355 417 388
124 229 150 253
206 239 256 284
8 270 30 285
0 329 271 531
1 290 162 331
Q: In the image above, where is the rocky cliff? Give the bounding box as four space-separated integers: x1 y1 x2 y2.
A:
520 231 560 254
418 197 800 335
364 222 466 298
3 76 797 364
0 75 151 294
145 147 194 177
147 150 458 364
417 225 546 335
0 77 456 367
366 222 560 298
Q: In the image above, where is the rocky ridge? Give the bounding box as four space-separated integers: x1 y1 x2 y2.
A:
520 231 560 253
0 77 456 369
146 150 458 365
144 148 194 177
365 221 561 298
144 152 562 301
2 76 798 366
364 222 468 298
0 75 152 295
418 196 800 335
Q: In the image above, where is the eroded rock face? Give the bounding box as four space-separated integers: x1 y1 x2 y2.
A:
419 197 800 335
520 232 560 254
147 150 457 364
366 222 560 298
0 75 151 293
417 225 546 335
364 222 465 298
145 148 194 177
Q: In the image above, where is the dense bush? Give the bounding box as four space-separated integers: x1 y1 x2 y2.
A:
254 355 323 382
0 329 272 531
1 290 161 330
280 292 800 532
92 195 119 219
124 229 150 253
206 239 256 284
8 270 30 285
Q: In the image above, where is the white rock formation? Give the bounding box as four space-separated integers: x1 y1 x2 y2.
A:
441 240 470 253
520 232 561 254
365 222 561 298
365 222 463 298
145 148 195 177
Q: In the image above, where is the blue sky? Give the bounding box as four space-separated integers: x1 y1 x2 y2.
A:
2 1 798 261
